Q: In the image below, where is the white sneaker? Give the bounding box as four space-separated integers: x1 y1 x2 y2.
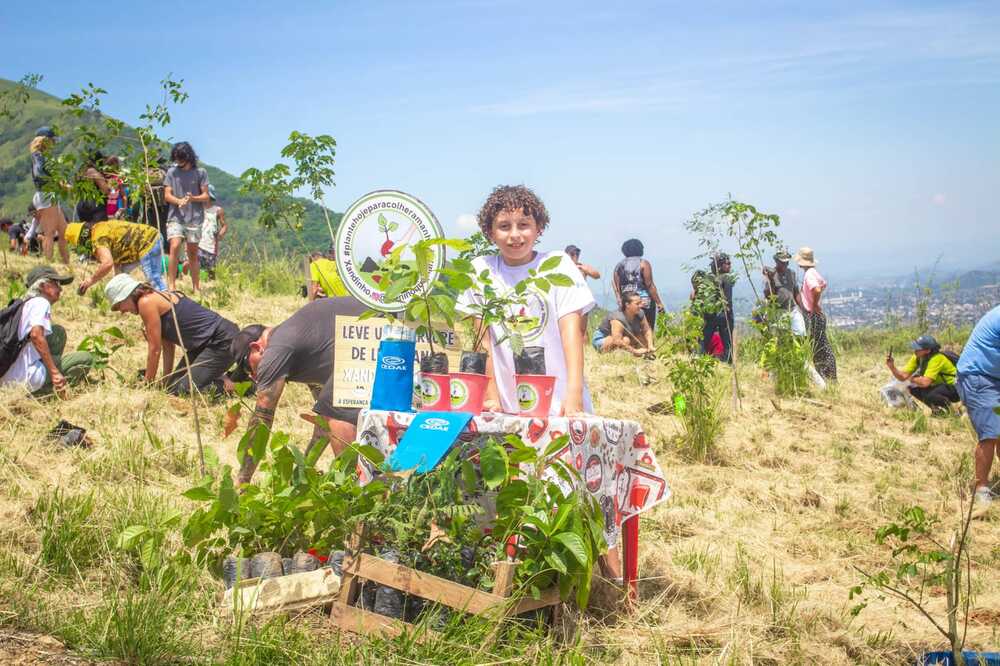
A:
976 487 994 504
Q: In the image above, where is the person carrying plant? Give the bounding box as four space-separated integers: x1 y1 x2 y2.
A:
103 273 238 396
691 253 735 363
455 184 596 415
1 266 94 397
955 305 1000 509
163 141 210 292
65 219 168 293
229 297 367 484
795 246 837 381
885 335 959 414
592 291 654 357
613 238 664 331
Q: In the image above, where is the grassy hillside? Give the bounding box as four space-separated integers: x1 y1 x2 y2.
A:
0 251 998 664
0 79 339 254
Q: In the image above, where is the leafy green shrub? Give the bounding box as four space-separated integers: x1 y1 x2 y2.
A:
753 300 811 397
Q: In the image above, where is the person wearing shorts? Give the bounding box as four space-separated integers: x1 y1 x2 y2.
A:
29 127 70 265
956 305 1000 509
163 142 209 291
229 297 367 484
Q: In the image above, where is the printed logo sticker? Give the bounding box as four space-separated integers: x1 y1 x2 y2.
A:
569 419 587 446
516 383 539 411
335 190 444 312
420 417 451 432
603 419 623 444
450 378 468 409
420 377 440 405
381 355 405 370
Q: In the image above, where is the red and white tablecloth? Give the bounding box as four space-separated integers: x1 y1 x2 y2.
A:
355 409 670 549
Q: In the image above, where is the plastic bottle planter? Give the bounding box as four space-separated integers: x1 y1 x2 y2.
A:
419 354 451 411
513 346 555 416
223 551 323 588
249 552 284 580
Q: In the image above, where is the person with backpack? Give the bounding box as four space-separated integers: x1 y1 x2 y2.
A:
1 266 94 397
885 335 960 413
612 238 664 330
104 273 238 396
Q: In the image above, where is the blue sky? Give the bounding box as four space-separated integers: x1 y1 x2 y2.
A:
2 0 998 300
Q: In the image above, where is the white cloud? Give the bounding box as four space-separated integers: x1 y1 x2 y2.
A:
931 193 947 206
456 213 478 230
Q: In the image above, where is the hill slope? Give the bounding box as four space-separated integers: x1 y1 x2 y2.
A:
0 251 998 664
0 78 340 253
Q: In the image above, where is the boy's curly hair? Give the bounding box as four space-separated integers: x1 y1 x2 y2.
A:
477 185 550 236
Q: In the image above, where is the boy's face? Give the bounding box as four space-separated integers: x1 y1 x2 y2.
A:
490 209 539 266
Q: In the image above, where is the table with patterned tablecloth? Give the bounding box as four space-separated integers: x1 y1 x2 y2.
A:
355 409 670 595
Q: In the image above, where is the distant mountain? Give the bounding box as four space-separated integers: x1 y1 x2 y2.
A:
0 79 339 254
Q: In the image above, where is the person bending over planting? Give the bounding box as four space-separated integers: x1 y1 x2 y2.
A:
456 184 596 416
230 297 366 484
592 291 655 358
67 220 168 293
104 274 237 395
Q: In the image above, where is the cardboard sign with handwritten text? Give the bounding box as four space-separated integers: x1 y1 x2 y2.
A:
332 315 462 408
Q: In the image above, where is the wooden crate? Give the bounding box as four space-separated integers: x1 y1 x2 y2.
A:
329 530 560 638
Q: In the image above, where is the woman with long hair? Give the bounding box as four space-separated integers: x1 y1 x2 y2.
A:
29 127 70 264
104 274 237 395
612 238 664 330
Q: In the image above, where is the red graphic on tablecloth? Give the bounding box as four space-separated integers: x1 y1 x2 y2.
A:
618 467 668 512
632 431 649 449
527 418 548 443
384 413 408 446
569 419 587 445
575 453 584 470
585 454 603 492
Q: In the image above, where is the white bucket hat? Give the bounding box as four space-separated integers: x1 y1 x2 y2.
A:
794 246 817 268
104 273 141 307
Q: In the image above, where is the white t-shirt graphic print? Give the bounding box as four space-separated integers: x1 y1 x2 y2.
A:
456 250 596 415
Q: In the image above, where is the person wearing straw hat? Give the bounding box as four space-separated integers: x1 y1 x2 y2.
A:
104 273 238 396
794 246 837 381
67 220 168 294
1 266 94 397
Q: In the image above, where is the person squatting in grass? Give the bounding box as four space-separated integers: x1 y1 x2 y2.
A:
230 296 367 484
885 335 959 414
592 290 655 358
955 304 1000 508
104 274 238 396
163 141 210 292
28 127 71 265
0 266 94 397
66 220 168 294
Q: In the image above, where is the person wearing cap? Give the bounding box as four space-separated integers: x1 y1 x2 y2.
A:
308 247 349 301
763 251 803 312
230 297 366 484
885 335 959 413
794 246 837 381
104 273 238 395
67 220 167 294
565 245 601 280
197 185 227 280
955 305 1000 508
1 266 93 396
29 127 71 265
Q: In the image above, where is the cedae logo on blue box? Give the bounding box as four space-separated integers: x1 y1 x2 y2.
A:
381 355 405 370
420 417 451 432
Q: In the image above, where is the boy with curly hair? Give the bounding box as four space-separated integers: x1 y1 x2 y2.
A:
456 185 596 415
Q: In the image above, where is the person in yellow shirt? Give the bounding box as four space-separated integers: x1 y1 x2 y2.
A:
65 220 167 293
886 334 959 413
308 249 348 300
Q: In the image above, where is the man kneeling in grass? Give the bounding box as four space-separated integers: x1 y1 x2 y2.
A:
1 266 94 397
230 296 366 484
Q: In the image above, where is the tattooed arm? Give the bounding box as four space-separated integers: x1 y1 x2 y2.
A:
236 378 286 484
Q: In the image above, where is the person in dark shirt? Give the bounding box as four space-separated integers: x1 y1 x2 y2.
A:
692 253 735 363
592 291 654 357
230 297 367 483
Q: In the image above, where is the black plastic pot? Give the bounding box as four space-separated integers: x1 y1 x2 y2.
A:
373 549 406 619
459 351 487 374
289 551 319 574
249 552 284 579
221 555 251 589
513 346 546 375
420 352 449 374
281 557 293 575
326 549 346 576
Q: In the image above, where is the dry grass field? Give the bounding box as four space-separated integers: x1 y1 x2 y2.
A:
1 250 997 665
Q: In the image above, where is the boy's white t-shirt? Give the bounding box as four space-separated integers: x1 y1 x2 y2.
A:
456 250 596 415
0 296 52 391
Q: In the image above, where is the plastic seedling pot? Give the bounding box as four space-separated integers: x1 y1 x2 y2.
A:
372 549 406 619
222 555 251 589
515 374 556 416
449 372 489 413
289 551 319 574
459 350 487 374
420 352 449 374
249 552 284 579
513 346 546 375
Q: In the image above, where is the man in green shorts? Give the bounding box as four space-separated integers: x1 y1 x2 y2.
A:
885 335 959 413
